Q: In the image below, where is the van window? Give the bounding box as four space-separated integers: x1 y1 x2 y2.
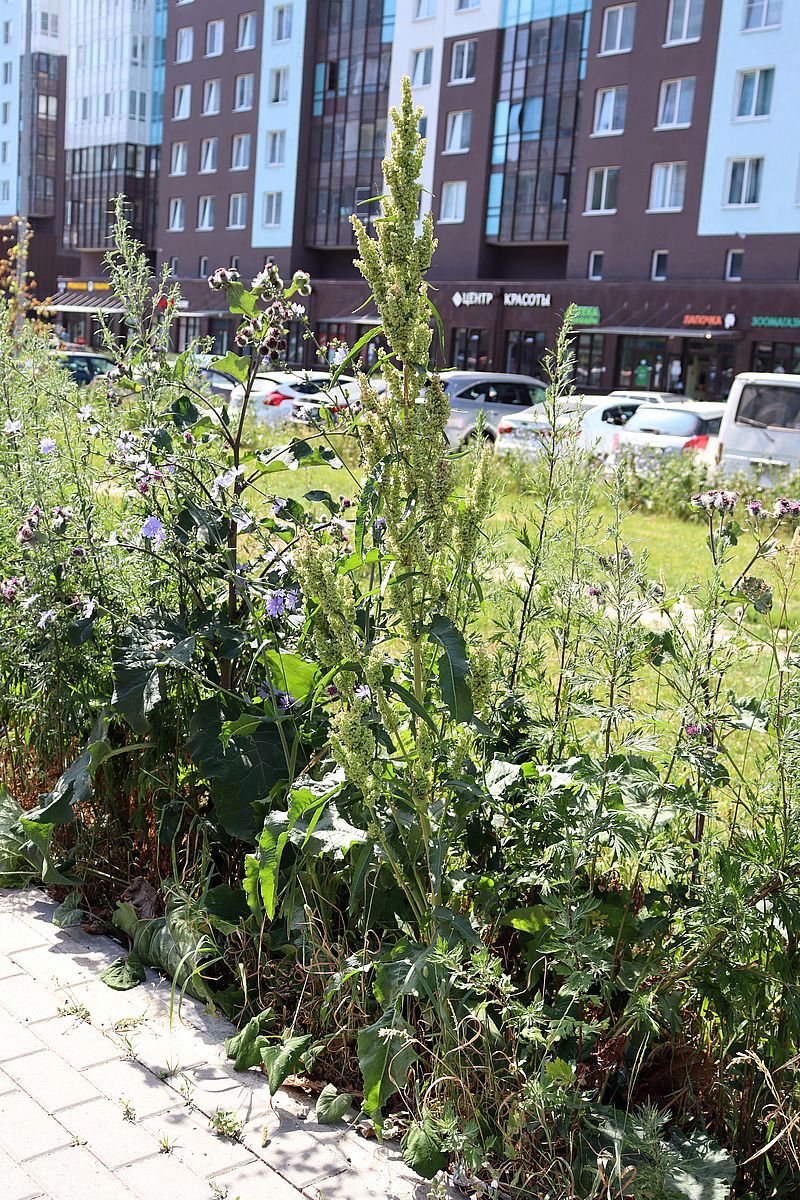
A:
736 383 800 431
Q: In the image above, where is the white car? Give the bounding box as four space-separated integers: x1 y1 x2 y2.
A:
598 389 692 406
229 370 361 425
495 395 608 457
605 401 727 466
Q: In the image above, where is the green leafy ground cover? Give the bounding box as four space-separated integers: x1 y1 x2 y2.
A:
0 83 799 1199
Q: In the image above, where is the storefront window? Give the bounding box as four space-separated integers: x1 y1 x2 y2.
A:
208 318 235 355
752 340 800 376
452 327 491 370
317 321 351 365
617 336 668 390
574 333 605 390
177 317 201 352
683 338 736 400
505 329 546 378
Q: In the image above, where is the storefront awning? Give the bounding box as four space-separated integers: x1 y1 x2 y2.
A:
596 326 742 339
328 311 381 326
43 290 126 315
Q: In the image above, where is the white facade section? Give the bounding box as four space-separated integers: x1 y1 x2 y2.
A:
66 0 158 149
698 0 800 236
0 0 68 215
252 0 307 252
387 0 502 223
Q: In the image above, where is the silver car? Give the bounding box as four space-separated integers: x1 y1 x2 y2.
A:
438 372 549 446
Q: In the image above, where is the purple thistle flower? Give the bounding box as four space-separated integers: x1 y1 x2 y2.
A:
16 522 34 545
773 497 792 518
747 499 763 516
587 585 600 597
790 500 800 516
684 723 701 737
265 588 286 617
1 576 20 602
140 515 166 547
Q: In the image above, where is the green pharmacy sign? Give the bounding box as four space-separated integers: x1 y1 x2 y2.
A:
572 305 601 327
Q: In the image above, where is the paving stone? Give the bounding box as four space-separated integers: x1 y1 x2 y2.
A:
0 1005 47 1061
2 1048 100 1114
210 1159 306 1199
11 940 120 991
55 1095 163 1170
66 976 170 1031
0 1067 17 1095
25 1144 132 1200
0 919 51 961
252 1117 356 1188
116 1149 210 1200
0 953 23 981
171 1060 267 1123
125 1016 224 1078
141 1104 255 1175
30 1014 120 1072
0 970 64 1023
0 1089 73 1159
0 1146 45 1200
84 1057 175 1119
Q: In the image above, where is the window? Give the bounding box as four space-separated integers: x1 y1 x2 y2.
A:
736 68 774 119
270 67 289 103
267 130 285 165
202 79 220 115
2 63 10 85
238 11 257 49
273 6 291 42
168 257 179 276
656 77 695 127
450 39 476 83
175 26 193 62
234 73 254 111
231 132 251 169
2 23 9 46
264 191 282 226
2 103 9 123
414 0 436 16
586 166 620 213
575 333 605 388
205 19 223 56
452 328 490 370
167 197 185 231
505 331 546 378
229 193 247 228
649 161 687 211
199 136 218 173
198 255 208 277
600 4 636 54
172 84 191 120
588 250 604 280
230 255 240 271
593 86 627 135
726 157 763 206
170 141 188 176
651 250 669 280
666 0 704 44
457 0 479 8
744 0 781 30
411 48 433 87
444 110 471 153
197 195 215 230
440 180 467 223
725 249 744 280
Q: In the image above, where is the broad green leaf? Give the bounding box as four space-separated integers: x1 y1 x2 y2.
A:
259 1033 313 1094
111 900 212 1002
100 950 146 991
401 1116 447 1179
502 906 552 935
0 790 35 888
19 820 77 886
426 614 473 723
315 1083 353 1124
52 890 83 927
223 283 259 319
264 651 320 701
26 714 111 826
358 1010 418 1126
257 439 343 474
209 350 250 384
666 1131 736 1200
111 616 189 733
170 395 200 428
204 884 250 933
224 1009 275 1071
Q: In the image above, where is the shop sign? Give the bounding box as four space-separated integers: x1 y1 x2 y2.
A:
452 290 493 308
65 280 112 293
682 312 736 329
572 305 601 327
752 315 800 330
503 291 551 308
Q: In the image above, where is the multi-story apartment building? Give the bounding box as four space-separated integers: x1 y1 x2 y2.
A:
58 0 800 388
0 0 75 296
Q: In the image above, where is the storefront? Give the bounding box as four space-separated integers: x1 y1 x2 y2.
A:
750 316 800 375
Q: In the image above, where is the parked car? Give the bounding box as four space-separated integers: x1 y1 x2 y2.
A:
716 371 800 479
439 372 550 446
600 389 693 405
53 350 115 387
230 370 361 425
191 354 241 400
604 401 727 467
495 395 612 458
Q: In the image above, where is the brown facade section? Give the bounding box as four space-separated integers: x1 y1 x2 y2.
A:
158 0 264 284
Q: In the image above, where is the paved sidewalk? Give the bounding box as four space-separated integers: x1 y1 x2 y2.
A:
0 887 434 1200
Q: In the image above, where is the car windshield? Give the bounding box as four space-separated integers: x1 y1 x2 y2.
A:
88 356 114 375
736 383 800 431
625 407 703 437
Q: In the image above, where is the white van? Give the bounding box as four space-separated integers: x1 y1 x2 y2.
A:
717 372 800 478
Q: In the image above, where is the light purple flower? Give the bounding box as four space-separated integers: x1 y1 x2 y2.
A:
272 497 287 517
747 499 763 516
3 418 21 436
773 497 792 518
212 465 244 498
77 405 93 423
284 589 301 612
265 589 286 617
140 515 166 547
331 344 348 367
684 723 701 737
587 585 600 597
373 516 387 535
277 691 294 710
354 684 372 702
39 437 57 456
37 609 57 629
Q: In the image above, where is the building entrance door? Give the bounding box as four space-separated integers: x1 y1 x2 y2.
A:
683 339 736 400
